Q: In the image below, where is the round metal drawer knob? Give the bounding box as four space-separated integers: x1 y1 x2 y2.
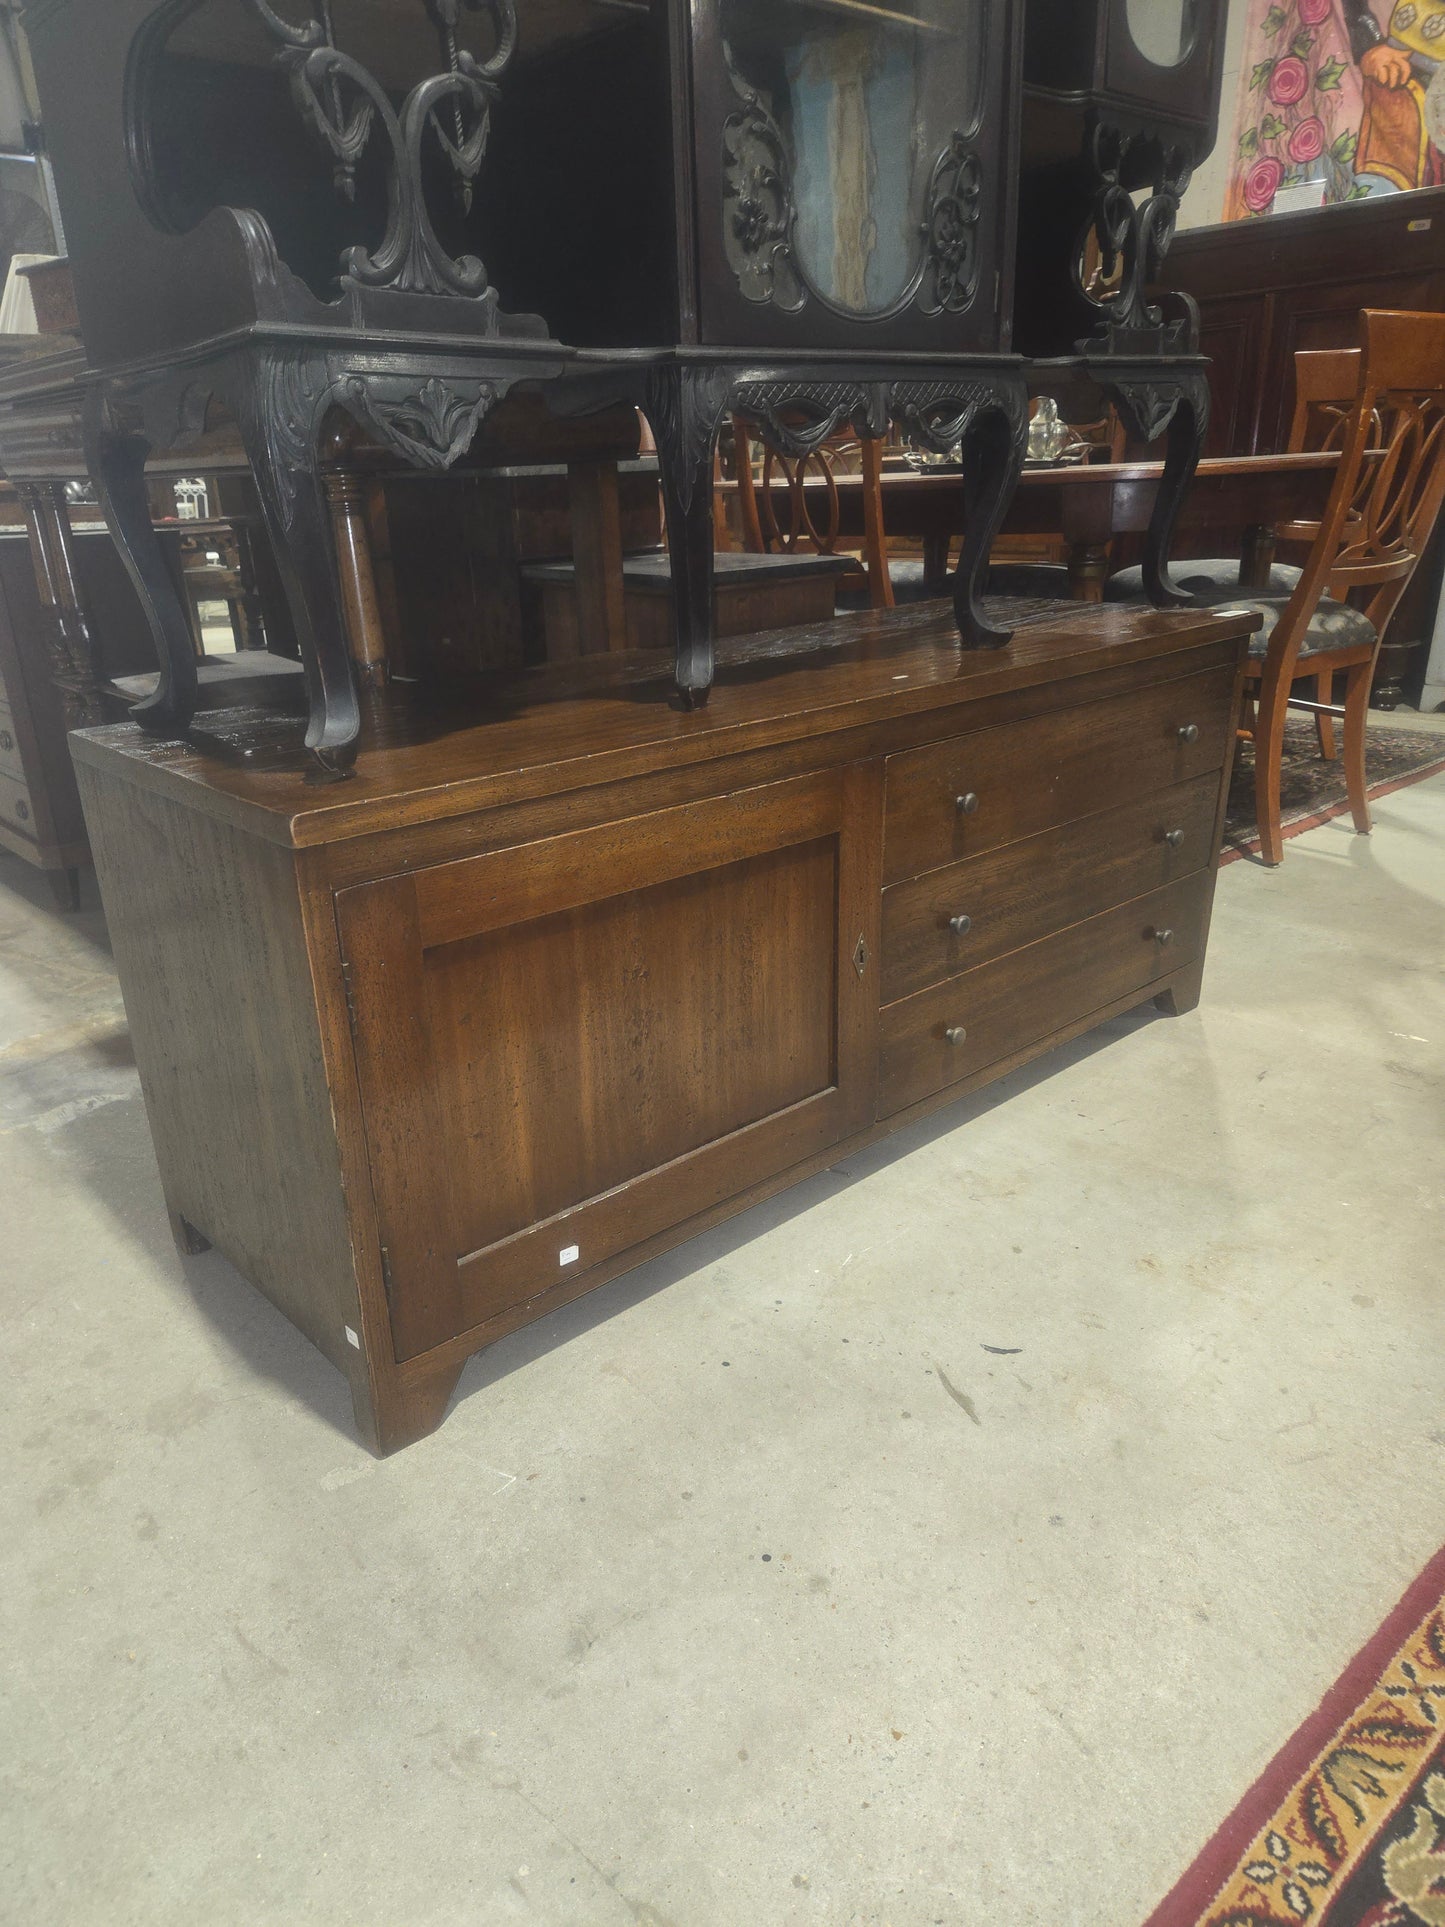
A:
1164 829 1185 849
948 914 973 936
1153 928 1175 948
955 792 980 816
944 1026 968 1046
1177 724 1201 745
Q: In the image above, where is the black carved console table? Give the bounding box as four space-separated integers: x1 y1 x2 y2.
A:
1014 0 1229 600
26 0 572 777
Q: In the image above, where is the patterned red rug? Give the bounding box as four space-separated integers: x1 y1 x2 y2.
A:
1145 1545 1445 1926
1223 719 1445 863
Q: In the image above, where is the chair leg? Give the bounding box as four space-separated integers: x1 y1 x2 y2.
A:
860 436 895 611
1343 660 1374 835
1254 672 1293 867
1314 671 1338 760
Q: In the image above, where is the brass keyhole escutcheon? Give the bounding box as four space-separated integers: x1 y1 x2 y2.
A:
853 934 869 979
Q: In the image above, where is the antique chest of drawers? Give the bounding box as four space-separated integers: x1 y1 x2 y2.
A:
72 601 1252 1453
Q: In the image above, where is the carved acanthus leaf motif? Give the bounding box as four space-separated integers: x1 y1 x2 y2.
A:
342 375 496 470
644 369 733 516
1108 380 1185 444
721 55 805 316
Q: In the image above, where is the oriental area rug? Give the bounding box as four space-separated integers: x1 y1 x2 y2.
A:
1144 1545 1445 1927
1222 719 1445 863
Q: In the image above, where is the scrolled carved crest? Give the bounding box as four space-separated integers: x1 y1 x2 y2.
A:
1077 118 1195 355
197 1 519 302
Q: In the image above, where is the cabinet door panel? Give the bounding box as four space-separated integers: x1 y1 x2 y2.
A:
338 770 882 1362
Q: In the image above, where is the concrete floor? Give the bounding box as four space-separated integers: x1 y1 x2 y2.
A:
3 744 1444 1927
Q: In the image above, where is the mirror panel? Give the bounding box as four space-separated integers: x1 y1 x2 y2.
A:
1124 0 1192 70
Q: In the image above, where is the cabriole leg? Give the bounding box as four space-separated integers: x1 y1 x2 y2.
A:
952 401 1027 648
83 393 200 735
1141 377 1209 608
645 367 730 706
227 355 361 780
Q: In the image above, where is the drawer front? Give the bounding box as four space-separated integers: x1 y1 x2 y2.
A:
880 874 1212 1118
0 701 24 784
881 771 1220 1005
0 769 36 840
883 662 1237 885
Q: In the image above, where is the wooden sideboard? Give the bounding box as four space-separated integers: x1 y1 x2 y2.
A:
72 602 1252 1454
1167 187 1445 459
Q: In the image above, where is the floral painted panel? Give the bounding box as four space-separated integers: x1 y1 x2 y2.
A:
1229 0 1445 218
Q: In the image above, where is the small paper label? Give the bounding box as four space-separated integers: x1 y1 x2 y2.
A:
344 1326 361 1350
1409 218 1433 232
559 1245 580 1268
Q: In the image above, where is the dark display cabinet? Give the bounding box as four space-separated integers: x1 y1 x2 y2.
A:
1016 0 1227 360
1014 0 1229 600
477 1 1034 695
478 0 1019 358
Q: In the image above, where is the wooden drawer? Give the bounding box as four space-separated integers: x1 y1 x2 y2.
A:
883 662 1237 885
881 771 1220 1004
0 769 36 840
0 701 24 784
879 873 1212 1117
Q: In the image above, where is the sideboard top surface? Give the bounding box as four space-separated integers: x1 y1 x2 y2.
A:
69 602 1256 851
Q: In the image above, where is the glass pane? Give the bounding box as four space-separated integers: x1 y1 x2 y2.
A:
1125 0 1191 69
720 0 984 319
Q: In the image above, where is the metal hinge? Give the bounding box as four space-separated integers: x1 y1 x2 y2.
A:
379 1244 395 1310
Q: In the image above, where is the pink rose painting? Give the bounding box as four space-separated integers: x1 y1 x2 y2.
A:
1229 0 1376 219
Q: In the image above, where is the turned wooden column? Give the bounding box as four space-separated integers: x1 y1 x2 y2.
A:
566 456 629 654
16 481 106 730
320 438 389 692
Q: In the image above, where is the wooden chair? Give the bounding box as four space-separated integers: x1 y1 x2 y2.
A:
1276 347 1386 761
1109 310 1445 865
732 417 895 610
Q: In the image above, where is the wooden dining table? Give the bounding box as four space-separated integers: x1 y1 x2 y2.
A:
800 448 1345 602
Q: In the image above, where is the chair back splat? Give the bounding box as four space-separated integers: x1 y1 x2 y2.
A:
1279 313 1445 659
732 417 895 612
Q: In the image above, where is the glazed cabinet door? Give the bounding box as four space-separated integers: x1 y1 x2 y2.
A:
337 768 883 1362
688 0 1018 352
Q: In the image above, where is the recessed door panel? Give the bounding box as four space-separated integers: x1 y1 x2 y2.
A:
338 769 882 1361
